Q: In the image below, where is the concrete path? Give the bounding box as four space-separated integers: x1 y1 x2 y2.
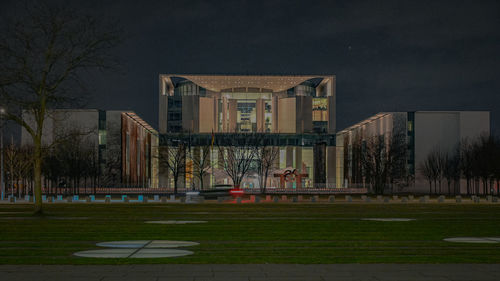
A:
0 264 499 281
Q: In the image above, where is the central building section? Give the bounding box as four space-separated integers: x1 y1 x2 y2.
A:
159 74 337 189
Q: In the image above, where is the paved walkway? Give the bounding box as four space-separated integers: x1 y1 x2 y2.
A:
0 264 499 281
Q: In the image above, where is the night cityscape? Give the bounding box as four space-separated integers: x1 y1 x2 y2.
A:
0 1 499 280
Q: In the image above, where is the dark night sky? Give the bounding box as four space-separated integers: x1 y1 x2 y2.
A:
3 0 500 134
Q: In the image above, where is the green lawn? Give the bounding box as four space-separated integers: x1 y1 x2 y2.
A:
0 202 499 264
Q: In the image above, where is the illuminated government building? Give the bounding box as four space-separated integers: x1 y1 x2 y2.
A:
158 74 338 189
18 73 491 192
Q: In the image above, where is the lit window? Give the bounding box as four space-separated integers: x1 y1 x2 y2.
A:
99 130 107 145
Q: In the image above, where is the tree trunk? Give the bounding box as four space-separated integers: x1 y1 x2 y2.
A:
263 174 268 195
33 138 43 215
173 178 178 195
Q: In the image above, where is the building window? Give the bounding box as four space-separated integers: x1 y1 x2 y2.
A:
312 98 327 121
99 130 107 145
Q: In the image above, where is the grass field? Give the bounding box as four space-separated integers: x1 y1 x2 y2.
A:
0 202 499 264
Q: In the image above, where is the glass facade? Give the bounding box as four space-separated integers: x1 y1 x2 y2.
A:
174 80 206 96
159 75 337 188
236 100 256 132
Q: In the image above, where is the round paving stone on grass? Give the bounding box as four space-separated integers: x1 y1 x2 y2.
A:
74 248 193 258
97 240 199 248
146 240 199 248
361 218 415 222
75 240 198 258
130 249 193 258
96 240 150 248
444 237 500 243
145 220 207 224
74 249 135 258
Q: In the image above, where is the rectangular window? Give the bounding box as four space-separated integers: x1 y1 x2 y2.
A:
312 98 328 121
99 130 107 145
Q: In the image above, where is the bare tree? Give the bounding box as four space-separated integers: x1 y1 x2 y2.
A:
387 131 410 193
189 145 211 190
101 152 121 187
475 135 496 195
460 139 474 195
442 152 453 195
256 144 280 194
158 142 187 195
418 155 434 195
361 135 390 194
216 133 259 189
4 143 33 197
442 148 461 196
494 136 500 196
0 3 121 213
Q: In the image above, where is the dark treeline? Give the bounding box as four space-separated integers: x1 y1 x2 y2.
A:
419 135 500 196
348 131 411 195
42 131 100 195
2 131 100 197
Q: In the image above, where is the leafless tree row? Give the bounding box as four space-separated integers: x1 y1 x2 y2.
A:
3 142 34 197
419 135 500 195
42 131 100 195
348 131 410 195
159 133 280 194
1 132 102 197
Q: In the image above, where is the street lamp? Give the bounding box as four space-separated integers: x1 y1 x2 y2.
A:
0 106 5 201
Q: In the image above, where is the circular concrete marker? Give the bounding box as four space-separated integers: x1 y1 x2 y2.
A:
362 218 415 222
145 220 207 224
444 237 500 243
74 248 193 258
74 248 135 258
97 240 150 248
130 249 193 258
146 240 199 248
47 216 89 220
97 240 199 248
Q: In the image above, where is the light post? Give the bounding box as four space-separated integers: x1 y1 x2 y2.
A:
0 106 5 201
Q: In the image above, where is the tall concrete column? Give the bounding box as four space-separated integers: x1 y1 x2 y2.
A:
272 95 279 133
326 146 336 187
256 98 265 132
295 146 302 172
228 99 237 132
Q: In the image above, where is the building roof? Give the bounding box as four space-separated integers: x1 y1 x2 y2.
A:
337 113 391 135
123 112 158 135
337 111 491 135
161 74 334 93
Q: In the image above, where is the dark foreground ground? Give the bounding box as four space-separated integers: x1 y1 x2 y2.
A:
0 202 499 264
1 264 499 281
